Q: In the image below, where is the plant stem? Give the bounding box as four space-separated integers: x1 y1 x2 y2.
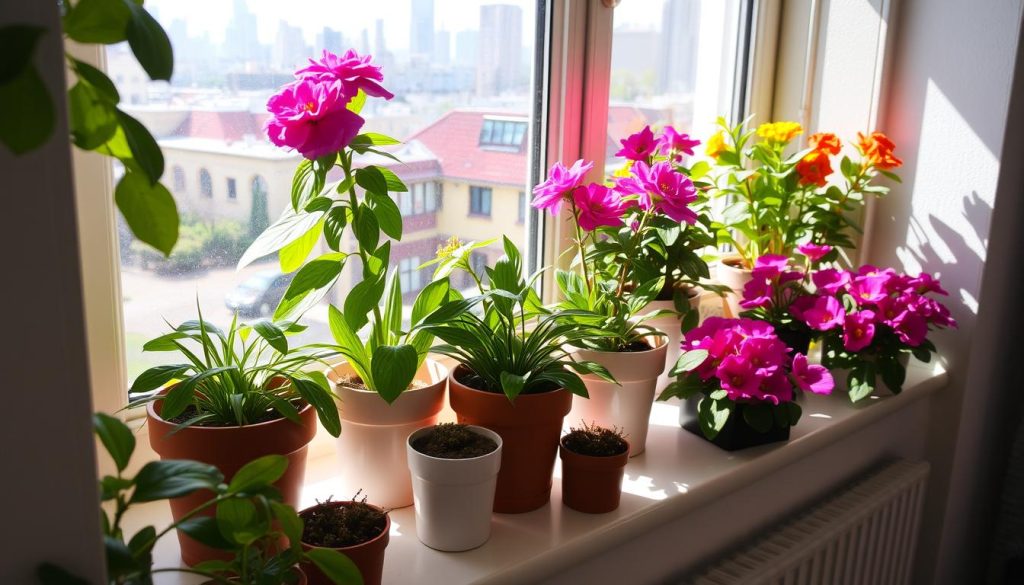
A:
340 152 386 349
569 199 593 296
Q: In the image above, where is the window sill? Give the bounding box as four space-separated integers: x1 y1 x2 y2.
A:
122 360 947 584
467 213 492 219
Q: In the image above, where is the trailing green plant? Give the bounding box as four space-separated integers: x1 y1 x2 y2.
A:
416 237 614 402
127 303 341 436
1 1 181 255
37 414 362 585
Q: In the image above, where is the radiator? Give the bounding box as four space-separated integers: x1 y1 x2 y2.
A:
687 459 930 585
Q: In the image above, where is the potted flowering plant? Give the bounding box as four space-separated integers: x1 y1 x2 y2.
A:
129 308 339 565
241 49 453 508
659 317 834 450
811 267 957 401
559 423 630 514
705 117 903 316
415 237 614 513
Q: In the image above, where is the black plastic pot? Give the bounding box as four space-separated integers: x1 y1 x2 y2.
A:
682 404 791 451
775 327 812 356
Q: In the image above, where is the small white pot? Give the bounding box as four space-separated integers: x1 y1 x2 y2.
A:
327 359 448 509
568 337 668 457
716 257 753 318
406 425 502 552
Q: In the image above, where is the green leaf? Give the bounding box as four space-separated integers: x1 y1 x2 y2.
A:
159 366 237 420
382 270 403 338
177 517 233 550
93 413 135 473
70 58 120 103
420 296 481 325
305 548 365 585
324 206 348 251
368 192 402 240
125 3 174 81
271 500 305 553
228 454 288 494
670 350 709 376
878 357 906 394
116 109 164 184
848 363 877 403
251 320 288 354
216 498 264 546
343 272 385 333
68 82 118 149
355 166 389 196
378 167 408 192
354 204 380 252
240 207 325 269
697 397 732 440
500 371 530 402
352 133 402 147
411 279 450 325
741 404 773 433
115 172 179 256
346 89 366 114
130 460 222 503
126 525 156 557
129 364 190 394
292 375 341 437
328 304 370 377
371 344 419 403
0 63 54 155
274 252 346 320
62 0 132 44
278 218 322 273
0 25 45 84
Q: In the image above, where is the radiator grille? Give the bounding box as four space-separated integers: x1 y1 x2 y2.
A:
687 459 930 585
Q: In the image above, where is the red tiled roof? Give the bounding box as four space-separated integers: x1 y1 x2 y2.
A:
174 111 269 142
408 110 530 187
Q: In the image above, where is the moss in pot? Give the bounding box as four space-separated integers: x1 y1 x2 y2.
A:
300 493 391 585
559 423 630 514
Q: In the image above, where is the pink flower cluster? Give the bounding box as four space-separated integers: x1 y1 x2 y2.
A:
265 49 393 160
683 317 834 404
616 125 701 163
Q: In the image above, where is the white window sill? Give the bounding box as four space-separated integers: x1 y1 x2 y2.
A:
126 360 947 584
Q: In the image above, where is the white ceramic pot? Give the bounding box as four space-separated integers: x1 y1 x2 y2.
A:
716 257 753 318
568 336 668 457
406 425 502 552
643 288 701 395
327 359 448 509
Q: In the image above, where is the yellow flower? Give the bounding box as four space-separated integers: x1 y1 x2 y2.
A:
756 121 803 144
435 236 464 260
612 161 634 178
706 131 729 158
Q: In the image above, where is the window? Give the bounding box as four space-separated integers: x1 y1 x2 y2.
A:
199 168 213 198
518 191 526 223
227 177 237 199
479 117 528 148
398 256 422 293
172 165 185 192
425 183 439 212
469 186 492 216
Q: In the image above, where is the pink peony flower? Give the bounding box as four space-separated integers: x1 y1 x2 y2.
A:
265 79 365 160
842 310 877 351
812 268 850 295
532 159 594 215
791 295 845 331
644 161 698 224
615 126 658 161
572 183 627 231
717 355 763 398
790 354 834 395
797 243 833 262
295 49 394 100
658 126 701 161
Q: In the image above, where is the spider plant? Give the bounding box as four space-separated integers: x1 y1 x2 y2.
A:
417 237 615 402
128 303 341 436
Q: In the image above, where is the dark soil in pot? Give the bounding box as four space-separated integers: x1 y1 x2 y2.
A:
559 425 630 514
561 425 628 457
411 423 498 459
300 497 391 585
335 374 428 391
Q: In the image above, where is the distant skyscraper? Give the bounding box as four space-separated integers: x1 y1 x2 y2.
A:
360 29 371 55
272 21 309 71
476 4 522 96
375 19 388 55
318 27 344 54
658 0 701 93
433 30 451 65
225 0 262 63
410 0 435 59
454 30 478 68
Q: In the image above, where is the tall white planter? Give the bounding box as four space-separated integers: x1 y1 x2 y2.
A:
406 425 502 552
717 257 753 318
568 337 668 457
326 359 448 509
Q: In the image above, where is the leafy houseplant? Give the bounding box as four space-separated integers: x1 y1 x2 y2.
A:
2 1 181 254
659 317 834 451
559 423 630 514
37 414 361 585
417 236 613 513
129 309 339 565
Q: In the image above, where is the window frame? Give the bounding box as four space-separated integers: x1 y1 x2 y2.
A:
468 185 493 216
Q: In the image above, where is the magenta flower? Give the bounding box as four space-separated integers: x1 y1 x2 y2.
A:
614 162 654 209
265 79 365 160
849 273 891 304
797 243 833 262
740 277 772 309
759 373 795 405
295 49 394 100
791 295 845 331
572 183 627 231
740 337 789 377
892 310 928 346
875 295 909 327
658 126 701 161
532 159 594 215
842 310 877 351
753 255 790 279
717 355 762 398
908 273 949 296
812 268 850 295
615 125 658 161
644 162 698 224
790 354 834 395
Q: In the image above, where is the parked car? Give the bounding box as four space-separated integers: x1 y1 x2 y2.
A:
225 270 292 317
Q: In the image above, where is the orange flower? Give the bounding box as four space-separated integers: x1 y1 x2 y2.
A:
857 131 903 169
796 149 833 187
809 132 841 155
757 121 803 144
706 131 729 158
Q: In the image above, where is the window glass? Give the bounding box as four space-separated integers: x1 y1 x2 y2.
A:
227 178 237 199
172 166 186 192
469 186 492 215
109 0 537 380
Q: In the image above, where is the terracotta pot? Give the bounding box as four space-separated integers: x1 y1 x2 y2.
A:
643 288 702 395
326 359 447 509
559 437 630 513
681 401 790 451
406 425 502 551
146 395 317 566
448 365 572 513
299 501 390 585
568 336 668 457
717 256 753 318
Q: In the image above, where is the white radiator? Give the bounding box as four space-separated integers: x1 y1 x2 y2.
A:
687 459 930 585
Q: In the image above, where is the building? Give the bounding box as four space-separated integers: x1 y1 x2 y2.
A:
454 30 478 68
272 21 309 72
410 0 435 59
317 27 344 55
433 30 451 65
477 4 523 97
658 0 701 94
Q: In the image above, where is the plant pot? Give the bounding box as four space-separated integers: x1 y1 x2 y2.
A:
775 326 812 356
643 288 702 395
717 256 753 318
146 395 317 566
299 501 390 585
448 365 572 513
326 359 448 509
681 402 790 451
559 437 630 513
568 336 668 457
406 425 502 551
